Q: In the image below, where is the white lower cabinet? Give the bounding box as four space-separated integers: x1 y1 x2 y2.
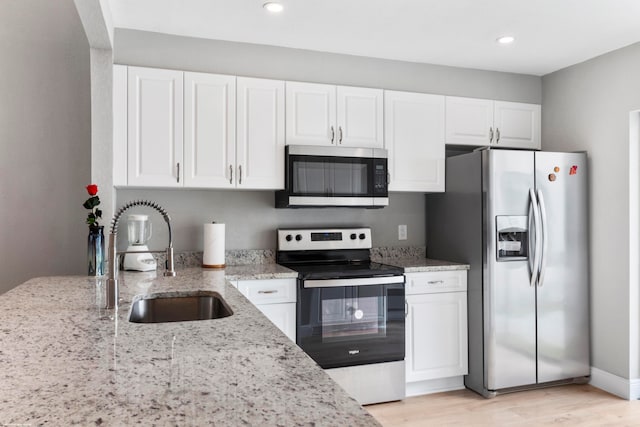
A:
405 270 468 396
233 278 296 342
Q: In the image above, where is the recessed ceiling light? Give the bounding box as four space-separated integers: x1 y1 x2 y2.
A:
496 36 515 45
263 2 284 13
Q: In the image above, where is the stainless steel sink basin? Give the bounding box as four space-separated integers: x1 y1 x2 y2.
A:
129 291 233 323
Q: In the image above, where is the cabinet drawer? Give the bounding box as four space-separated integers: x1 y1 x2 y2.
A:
236 279 297 304
405 270 467 295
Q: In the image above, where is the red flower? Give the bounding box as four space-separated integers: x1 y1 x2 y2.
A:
83 184 101 228
86 184 98 196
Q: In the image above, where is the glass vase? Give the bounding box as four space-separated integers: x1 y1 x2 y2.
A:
88 226 105 276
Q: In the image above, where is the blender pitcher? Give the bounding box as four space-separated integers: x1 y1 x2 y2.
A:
123 214 157 271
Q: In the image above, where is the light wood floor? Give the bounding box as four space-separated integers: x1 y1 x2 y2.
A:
366 384 640 426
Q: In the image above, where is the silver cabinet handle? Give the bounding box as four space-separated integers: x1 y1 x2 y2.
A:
176 162 180 183
387 173 391 186
496 127 501 143
338 126 343 144
258 290 278 294
229 165 233 184
427 280 444 285
330 126 335 144
238 165 242 185
489 127 494 143
405 300 409 318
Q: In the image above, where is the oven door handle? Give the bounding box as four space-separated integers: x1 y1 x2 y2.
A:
303 275 405 288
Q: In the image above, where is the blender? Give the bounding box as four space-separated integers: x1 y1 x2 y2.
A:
123 214 157 271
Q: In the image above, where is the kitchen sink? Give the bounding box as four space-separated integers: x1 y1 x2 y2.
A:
129 291 233 323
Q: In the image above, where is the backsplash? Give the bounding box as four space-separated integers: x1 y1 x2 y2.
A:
152 247 425 269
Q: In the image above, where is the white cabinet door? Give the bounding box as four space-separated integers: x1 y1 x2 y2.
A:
255 302 296 342
406 292 468 382
127 67 183 187
384 91 445 192
494 101 541 149
337 86 384 148
286 81 336 146
184 72 236 188
237 77 285 189
445 96 493 147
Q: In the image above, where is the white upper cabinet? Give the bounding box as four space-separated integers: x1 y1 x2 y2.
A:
384 91 445 192
286 82 383 148
336 86 384 148
236 77 285 189
445 96 541 149
445 97 493 146
184 72 236 188
127 66 184 187
493 101 541 149
286 82 336 145
116 66 285 190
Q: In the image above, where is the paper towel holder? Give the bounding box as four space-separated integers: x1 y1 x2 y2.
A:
203 221 225 269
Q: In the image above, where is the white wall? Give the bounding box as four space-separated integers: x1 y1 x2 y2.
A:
0 0 91 293
111 30 542 251
542 42 640 381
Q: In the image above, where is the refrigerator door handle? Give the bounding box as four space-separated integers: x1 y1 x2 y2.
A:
529 188 542 287
537 189 549 287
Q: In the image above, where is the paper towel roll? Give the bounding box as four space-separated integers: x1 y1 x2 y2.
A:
203 223 225 268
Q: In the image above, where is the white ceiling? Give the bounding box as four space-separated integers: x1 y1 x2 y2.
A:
107 0 640 76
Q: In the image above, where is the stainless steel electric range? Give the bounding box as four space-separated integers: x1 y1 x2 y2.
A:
276 227 406 405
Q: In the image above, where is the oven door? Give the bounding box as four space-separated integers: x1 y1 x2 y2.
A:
296 279 405 369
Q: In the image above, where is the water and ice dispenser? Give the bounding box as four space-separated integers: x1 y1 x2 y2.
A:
496 216 529 261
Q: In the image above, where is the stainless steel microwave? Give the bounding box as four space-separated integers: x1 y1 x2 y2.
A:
275 145 389 208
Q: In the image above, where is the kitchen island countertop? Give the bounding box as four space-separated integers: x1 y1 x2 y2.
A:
0 267 379 426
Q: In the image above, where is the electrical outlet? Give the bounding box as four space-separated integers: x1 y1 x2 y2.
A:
398 224 408 241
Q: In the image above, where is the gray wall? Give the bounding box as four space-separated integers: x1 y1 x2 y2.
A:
0 0 91 293
114 29 541 104
116 190 425 252
112 30 541 252
542 42 640 380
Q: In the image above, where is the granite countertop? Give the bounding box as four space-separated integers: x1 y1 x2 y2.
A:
0 267 379 426
373 257 470 273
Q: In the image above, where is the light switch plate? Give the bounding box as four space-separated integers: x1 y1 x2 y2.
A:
398 224 407 240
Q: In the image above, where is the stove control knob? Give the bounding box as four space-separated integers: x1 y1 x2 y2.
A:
295 234 303 241
359 233 366 240
350 233 357 240
285 234 293 242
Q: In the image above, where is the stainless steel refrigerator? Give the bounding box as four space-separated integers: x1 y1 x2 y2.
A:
427 149 589 397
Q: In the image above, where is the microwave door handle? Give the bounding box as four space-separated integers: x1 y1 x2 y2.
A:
537 189 549 287
529 188 542 287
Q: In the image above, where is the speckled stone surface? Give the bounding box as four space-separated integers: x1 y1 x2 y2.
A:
222 263 297 281
370 246 426 260
0 268 379 426
154 250 276 269
373 256 470 272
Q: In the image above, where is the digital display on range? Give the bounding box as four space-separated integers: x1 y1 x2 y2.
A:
311 232 343 241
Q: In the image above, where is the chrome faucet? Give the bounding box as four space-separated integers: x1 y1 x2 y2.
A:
105 200 176 309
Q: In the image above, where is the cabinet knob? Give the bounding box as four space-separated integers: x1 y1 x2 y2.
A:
239 165 242 184
229 165 233 184
176 162 180 183
330 126 335 144
496 128 501 143
338 126 343 144
489 127 494 143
